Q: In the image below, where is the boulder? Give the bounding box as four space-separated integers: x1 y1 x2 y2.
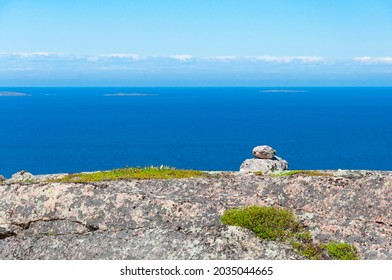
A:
240 156 288 173
0 175 6 183
252 145 276 159
8 171 35 183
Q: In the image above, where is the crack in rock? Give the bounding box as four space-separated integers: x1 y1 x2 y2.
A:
0 228 17 240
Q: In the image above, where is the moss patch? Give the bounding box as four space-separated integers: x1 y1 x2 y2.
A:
220 206 359 260
324 241 359 260
270 170 333 177
51 166 205 183
220 206 301 240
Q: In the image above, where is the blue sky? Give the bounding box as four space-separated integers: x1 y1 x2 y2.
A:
0 0 392 86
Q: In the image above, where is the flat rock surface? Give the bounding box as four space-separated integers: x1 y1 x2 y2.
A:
0 170 391 260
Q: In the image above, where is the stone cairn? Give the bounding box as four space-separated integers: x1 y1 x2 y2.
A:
240 145 288 174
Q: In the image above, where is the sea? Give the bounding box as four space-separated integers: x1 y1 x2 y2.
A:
0 87 391 178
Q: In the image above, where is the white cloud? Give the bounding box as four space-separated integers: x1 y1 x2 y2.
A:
87 54 140 62
0 52 327 64
208 56 238 61
354 56 392 64
16 52 53 58
100 53 140 60
252 55 324 63
169 55 193 61
0 52 73 60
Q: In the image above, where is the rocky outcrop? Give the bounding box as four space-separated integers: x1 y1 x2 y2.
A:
0 170 391 260
0 175 5 183
3 171 67 184
240 146 288 173
240 157 288 173
7 170 36 183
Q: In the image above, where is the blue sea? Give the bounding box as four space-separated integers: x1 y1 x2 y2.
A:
0 87 391 178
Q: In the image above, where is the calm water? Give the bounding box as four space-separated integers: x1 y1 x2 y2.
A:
0 87 391 177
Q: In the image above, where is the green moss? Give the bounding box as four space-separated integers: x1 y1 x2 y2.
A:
325 241 359 260
253 171 263 176
290 235 324 260
270 170 333 177
51 166 205 183
295 231 313 243
220 205 359 260
220 206 301 240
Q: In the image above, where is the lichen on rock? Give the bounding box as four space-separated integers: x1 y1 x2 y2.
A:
0 168 391 260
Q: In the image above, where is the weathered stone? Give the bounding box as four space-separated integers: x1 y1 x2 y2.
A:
7 170 36 183
0 170 391 259
0 175 6 183
240 156 288 173
0 227 16 239
334 169 364 179
252 145 276 159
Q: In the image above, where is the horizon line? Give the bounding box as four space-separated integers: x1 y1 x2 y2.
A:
1 85 392 88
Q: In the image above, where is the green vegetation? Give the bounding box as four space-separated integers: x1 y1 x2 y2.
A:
220 206 359 260
51 166 205 183
220 206 301 240
269 170 333 177
253 171 263 176
290 233 324 260
324 241 359 260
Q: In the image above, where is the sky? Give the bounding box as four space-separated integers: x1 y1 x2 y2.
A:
0 0 392 86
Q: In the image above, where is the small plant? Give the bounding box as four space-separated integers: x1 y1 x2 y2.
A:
253 171 263 176
220 206 301 240
295 231 313 243
290 233 324 260
325 241 359 260
221 206 359 260
299 243 324 260
270 170 333 177
51 166 205 183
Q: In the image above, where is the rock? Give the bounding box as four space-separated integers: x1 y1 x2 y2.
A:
34 173 69 181
240 156 288 173
0 169 391 259
0 227 16 239
252 145 276 159
0 175 6 183
7 170 36 183
334 169 363 179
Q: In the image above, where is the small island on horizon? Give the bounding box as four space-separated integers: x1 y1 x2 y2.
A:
0 91 31 97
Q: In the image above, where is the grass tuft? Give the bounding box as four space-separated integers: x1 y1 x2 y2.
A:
51 166 205 183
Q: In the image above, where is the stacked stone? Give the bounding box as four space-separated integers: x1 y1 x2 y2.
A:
240 145 288 173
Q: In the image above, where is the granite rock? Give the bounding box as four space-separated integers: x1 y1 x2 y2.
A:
252 145 276 159
0 170 391 260
240 156 288 173
7 170 36 183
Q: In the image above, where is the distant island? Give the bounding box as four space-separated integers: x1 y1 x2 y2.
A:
104 93 158 97
260 89 308 93
0 91 31 97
